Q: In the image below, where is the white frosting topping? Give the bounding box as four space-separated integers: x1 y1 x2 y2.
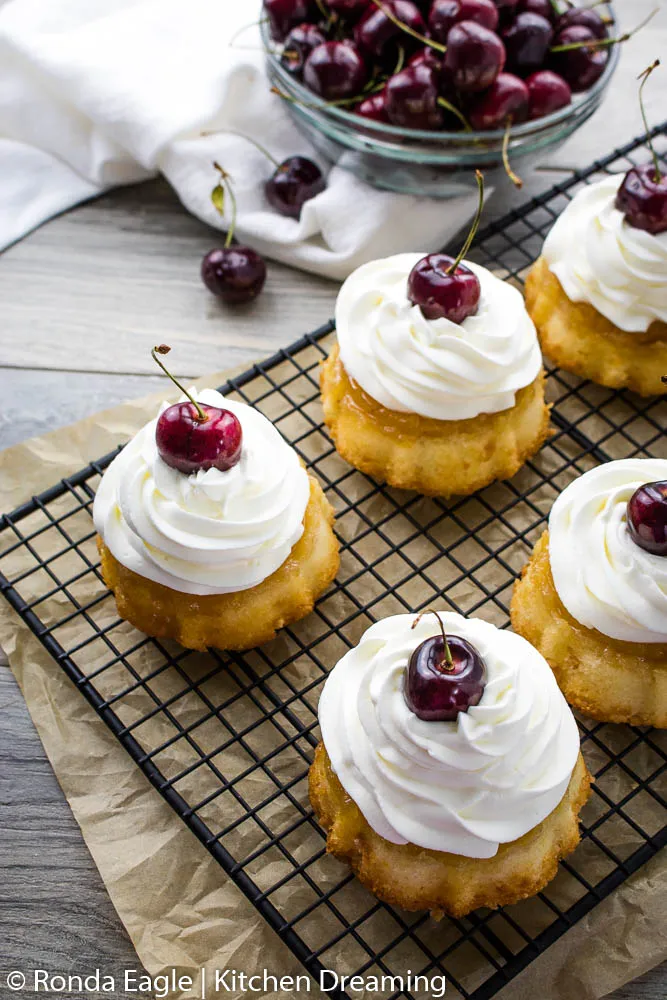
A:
318 612 579 859
93 389 310 596
542 175 667 333
549 459 667 644
335 253 542 421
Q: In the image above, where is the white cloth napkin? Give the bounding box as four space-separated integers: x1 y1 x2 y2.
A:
0 0 479 280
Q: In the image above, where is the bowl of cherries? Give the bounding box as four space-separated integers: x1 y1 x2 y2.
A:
263 0 621 196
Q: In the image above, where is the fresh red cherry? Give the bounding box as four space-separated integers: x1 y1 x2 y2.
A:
429 0 498 43
526 69 571 119
151 346 243 475
354 0 426 58
468 71 529 129
517 0 556 24
408 254 481 322
502 11 553 76
444 21 506 92
626 481 667 556
615 164 667 236
355 89 390 121
404 614 487 722
303 40 368 100
550 25 608 93
557 7 609 40
265 0 316 41
385 64 444 129
280 23 327 77
265 156 326 219
156 403 243 475
201 248 267 305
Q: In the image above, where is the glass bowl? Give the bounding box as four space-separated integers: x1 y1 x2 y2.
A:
263 10 619 198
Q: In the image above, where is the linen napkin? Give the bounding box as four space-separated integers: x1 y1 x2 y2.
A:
0 0 479 280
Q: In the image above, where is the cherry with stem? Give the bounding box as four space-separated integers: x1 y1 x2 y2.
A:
151 346 244 475
407 170 485 324
202 164 267 304
550 6 657 52
615 59 666 235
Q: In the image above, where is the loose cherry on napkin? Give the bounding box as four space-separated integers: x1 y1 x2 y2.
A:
152 346 243 475
615 61 667 235
407 169 484 323
404 610 486 722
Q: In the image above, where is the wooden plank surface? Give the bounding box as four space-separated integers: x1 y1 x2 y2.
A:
1 0 666 993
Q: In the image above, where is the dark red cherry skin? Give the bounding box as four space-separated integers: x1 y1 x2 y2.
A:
408 46 443 74
502 11 553 76
429 0 498 43
156 403 243 475
408 253 481 323
493 0 520 27
557 7 609 40
526 69 571 119
468 72 529 129
265 0 315 41
517 0 556 23
354 0 426 58
550 25 608 93
303 40 368 100
327 0 370 13
385 64 444 130
280 23 327 77
615 165 667 236
626 481 667 556
201 248 267 305
444 21 506 93
265 156 325 219
405 634 486 722
355 89 390 121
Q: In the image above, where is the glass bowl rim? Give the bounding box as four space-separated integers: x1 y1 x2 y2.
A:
261 3 619 145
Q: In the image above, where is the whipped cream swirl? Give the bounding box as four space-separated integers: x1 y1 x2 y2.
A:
542 175 667 333
318 612 579 858
549 459 667 644
93 389 310 595
335 253 542 421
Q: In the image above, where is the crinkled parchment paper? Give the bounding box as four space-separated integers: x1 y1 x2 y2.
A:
0 372 664 1000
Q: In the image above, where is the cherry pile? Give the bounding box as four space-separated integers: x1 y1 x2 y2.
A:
268 0 619 132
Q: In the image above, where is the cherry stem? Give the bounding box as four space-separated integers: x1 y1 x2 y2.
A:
502 119 523 189
203 130 280 167
393 43 406 77
370 0 447 54
550 7 658 52
411 609 453 669
437 96 472 131
212 163 238 249
447 170 484 275
151 346 206 422
637 60 661 183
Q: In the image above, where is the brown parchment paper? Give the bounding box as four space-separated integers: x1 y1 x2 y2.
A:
0 370 665 1000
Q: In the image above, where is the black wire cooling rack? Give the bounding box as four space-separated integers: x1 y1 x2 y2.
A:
1 125 666 1000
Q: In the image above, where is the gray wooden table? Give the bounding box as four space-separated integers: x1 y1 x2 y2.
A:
1 1 665 994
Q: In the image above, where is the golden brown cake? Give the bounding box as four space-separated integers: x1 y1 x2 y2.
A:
525 257 667 397
511 461 667 727
525 175 667 397
311 611 591 916
94 387 339 652
311 743 590 917
320 344 550 497
323 252 550 497
98 477 338 652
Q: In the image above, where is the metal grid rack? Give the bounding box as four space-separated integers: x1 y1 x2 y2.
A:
1 126 666 1000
